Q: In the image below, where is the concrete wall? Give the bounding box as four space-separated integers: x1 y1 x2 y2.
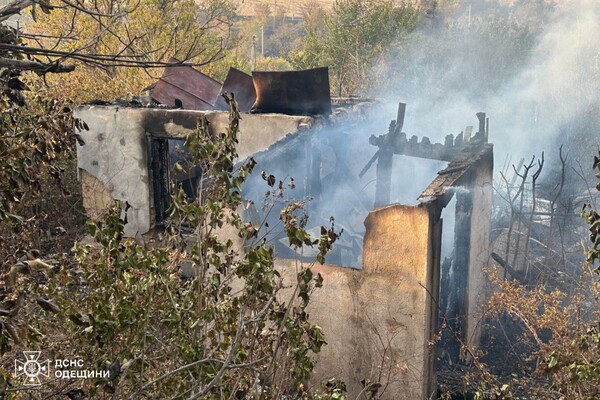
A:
276 204 440 399
465 150 494 349
75 106 313 236
437 146 494 360
76 107 152 237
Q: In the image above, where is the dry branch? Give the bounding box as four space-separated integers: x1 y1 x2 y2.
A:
0 56 74 72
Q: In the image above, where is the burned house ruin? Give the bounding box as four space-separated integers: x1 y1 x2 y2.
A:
75 65 493 399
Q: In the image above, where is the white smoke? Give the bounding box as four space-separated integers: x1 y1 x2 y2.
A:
376 1 600 164
490 0 600 157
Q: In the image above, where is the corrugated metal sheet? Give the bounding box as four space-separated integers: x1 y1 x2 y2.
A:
150 58 222 110
214 68 256 112
251 67 331 115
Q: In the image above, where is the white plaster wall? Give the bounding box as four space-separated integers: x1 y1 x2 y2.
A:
75 106 314 236
207 112 314 161
76 106 150 237
151 110 313 160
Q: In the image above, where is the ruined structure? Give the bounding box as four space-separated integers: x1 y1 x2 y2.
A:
75 64 493 399
76 106 314 236
75 100 493 398
363 108 494 359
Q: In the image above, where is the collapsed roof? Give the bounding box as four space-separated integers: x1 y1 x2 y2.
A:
148 60 332 116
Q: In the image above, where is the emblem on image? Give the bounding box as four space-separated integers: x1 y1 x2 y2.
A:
15 351 51 385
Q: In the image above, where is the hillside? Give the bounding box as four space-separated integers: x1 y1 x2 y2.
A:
230 0 336 17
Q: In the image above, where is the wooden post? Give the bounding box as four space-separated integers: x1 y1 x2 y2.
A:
476 112 486 140
395 102 406 133
374 149 393 207
309 142 322 199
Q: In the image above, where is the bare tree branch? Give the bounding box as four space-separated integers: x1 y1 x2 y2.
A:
0 43 219 68
0 56 74 72
0 0 229 78
0 0 34 22
57 0 120 17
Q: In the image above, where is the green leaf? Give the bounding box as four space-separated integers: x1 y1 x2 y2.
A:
86 220 97 237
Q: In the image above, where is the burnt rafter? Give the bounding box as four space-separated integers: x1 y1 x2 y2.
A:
362 102 491 208
366 106 488 163
359 104 490 181
368 129 464 162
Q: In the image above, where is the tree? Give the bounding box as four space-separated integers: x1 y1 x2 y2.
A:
290 0 419 96
1 0 231 70
14 0 235 102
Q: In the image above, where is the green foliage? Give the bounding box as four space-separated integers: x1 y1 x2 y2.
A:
582 150 600 268
313 378 347 400
1 95 338 398
567 324 600 384
0 66 82 224
0 56 86 377
290 0 420 96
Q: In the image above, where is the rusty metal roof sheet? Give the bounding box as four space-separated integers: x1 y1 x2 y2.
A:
150 58 222 110
251 67 331 115
214 68 256 112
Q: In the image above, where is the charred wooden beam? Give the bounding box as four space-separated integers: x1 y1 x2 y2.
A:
364 107 493 208
367 131 463 162
455 132 463 148
475 112 487 142
365 106 476 163
374 148 393 207
308 141 322 199
491 252 527 284
395 102 406 133
359 150 380 178
464 126 473 142
419 143 493 201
